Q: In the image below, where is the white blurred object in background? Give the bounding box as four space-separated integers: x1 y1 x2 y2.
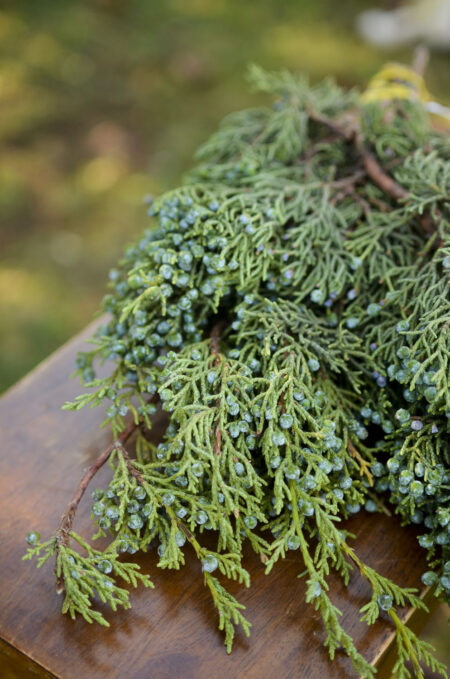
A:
356 0 450 49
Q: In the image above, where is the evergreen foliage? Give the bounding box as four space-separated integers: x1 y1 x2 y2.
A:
25 65 449 677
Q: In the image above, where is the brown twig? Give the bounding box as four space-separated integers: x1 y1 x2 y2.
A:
355 134 410 201
54 419 139 593
118 442 146 485
101 433 196 543
306 104 354 142
307 106 410 203
175 516 195 542
210 320 227 455
210 319 227 363
307 105 442 242
327 170 366 193
213 424 222 457
57 420 138 548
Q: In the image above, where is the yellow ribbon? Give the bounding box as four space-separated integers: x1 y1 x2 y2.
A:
361 62 450 128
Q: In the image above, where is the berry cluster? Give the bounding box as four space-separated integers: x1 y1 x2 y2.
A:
25 66 449 678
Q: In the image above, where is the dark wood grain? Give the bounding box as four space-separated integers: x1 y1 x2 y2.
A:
0 321 433 679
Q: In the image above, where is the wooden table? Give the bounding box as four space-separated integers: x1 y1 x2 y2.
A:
0 322 434 679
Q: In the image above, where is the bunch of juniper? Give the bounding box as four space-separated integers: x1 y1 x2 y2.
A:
25 65 449 678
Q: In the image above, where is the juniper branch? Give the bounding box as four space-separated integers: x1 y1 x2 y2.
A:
57 420 139 548
24 63 450 674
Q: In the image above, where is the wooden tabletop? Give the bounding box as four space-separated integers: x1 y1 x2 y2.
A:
0 321 432 679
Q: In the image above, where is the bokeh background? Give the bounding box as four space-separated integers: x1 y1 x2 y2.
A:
0 0 449 672
2 0 450 394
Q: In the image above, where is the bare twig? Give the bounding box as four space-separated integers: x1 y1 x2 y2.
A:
118 442 145 485
307 105 441 242
213 424 222 457
55 419 139 593
412 46 429 77
306 104 354 141
328 170 366 191
210 320 227 455
57 419 138 547
355 134 409 202
210 319 227 363
307 106 410 203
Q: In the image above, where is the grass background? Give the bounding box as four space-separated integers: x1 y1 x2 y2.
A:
0 1 448 672
2 0 450 393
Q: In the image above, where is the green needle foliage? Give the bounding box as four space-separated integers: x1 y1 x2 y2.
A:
25 65 449 677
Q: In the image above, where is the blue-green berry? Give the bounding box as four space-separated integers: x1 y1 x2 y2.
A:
311 582 322 597
244 516 257 529
350 257 362 270
346 317 359 329
396 320 410 333
308 358 320 372
279 413 294 429
410 480 424 497
272 431 286 446
106 506 119 521
371 462 384 477
175 531 186 547
310 289 325 304
141 503 153 517
440 576 450 591
396 346 410 360
424 386 437 402
127 500 140 514
395 409 410 424
97 559 113 574
202 554 219 573
366 303 381 316
195 510 209 525
229 422 240 439
191 462 204 477
377 593 393 611
418 534 434 549
128 514 144 531
287 535 300 550
234 462 245 476
92 501 105 516
134 486 147 500
25 531 40 546
285 464 301 481
207 371 217 384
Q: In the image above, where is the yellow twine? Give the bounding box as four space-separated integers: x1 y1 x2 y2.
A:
361 62 450 128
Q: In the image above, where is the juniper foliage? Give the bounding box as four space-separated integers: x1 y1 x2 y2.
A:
25 66 449 677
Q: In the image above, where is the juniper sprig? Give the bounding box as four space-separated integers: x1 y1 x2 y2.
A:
25 64 449 677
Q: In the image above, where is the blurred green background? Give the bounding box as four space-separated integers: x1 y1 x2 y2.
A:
1 0 450 394
0 0 448 672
